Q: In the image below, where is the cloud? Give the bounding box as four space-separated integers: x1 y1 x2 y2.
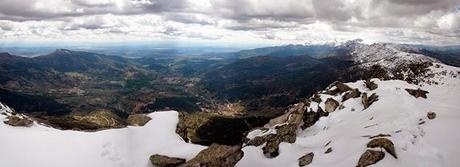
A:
0 0 458 44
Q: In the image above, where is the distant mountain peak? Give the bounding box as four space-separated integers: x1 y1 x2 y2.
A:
340 41 438 69
49 49 73 56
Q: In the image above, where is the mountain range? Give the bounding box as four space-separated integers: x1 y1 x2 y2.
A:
0 40 459 166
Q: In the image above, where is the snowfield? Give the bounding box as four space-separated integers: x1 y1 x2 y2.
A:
238 63 460 167
0 109 205 167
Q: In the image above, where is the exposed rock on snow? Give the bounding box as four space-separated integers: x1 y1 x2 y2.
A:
342 88 362 102
150 154 186 167
361 93 378 109
311 94 322 103
298 152 314 166
364 79 378 90
367 138 397 159
238 63 460 167
246 102 306 158
405 88 429 99
427 112 436 120
324 82 352 95
301 106 328 129
324 98 339 113
4 115 33 127
127 114 151 126
182 144 243 167
357 150 385 167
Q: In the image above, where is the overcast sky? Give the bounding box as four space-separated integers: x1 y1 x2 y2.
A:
0 0 459 45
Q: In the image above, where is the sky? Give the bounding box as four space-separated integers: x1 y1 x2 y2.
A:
0 0 459 45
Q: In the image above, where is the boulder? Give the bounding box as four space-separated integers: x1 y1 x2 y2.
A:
261 124 298 158
246 136 266 146
47 109 126 130
311 94 322 103
301 107 328 129
405 88 429 99
342 89 362 102
427 112 436 119
367 138 397 159
127 114 151 126
362 93 379 109
298 152 314 166
181 144 243 167
325 82 352 95
324 98 339 112
247 103 306 158
364 80 378 90
150 154 186 167
357 150 385 167
3 115 33 127
263 134 281 158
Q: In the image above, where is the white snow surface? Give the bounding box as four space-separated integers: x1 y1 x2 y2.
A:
238 63 460 167
0 110 206 167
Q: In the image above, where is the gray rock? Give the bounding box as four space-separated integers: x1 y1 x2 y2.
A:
181 144 243 167
427 112 436 119
362 93 379 109
364 80 378 90
357 150 385 167
324 98 339 112
4 115 33 127
298 152 314 166
367 138 397 159
405 88 429 98
342 89 362 102
150 154 186 167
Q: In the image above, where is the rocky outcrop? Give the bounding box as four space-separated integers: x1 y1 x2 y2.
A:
177 112 270 146
324 82 352 95
364 80 378 90
181 144 243 167
405 88 429 99
362 93 379 109
324 98 339 112
342 88 362 102
301 107 328 129
47 109 126 130
357 150 385 167
298 152 314 166
311 94 322 103
127 114 151 126
427 111 436 119
367 138 397 159
3 115 33 127
176 112 218 144
150 154 186 167
246 103 306 158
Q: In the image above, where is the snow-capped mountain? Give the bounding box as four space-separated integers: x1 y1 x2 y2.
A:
239 62 460 167
341 40 438 69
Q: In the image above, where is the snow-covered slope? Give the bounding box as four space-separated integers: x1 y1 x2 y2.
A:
238 63 460 167
0 109 205 167
342 41 438 69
